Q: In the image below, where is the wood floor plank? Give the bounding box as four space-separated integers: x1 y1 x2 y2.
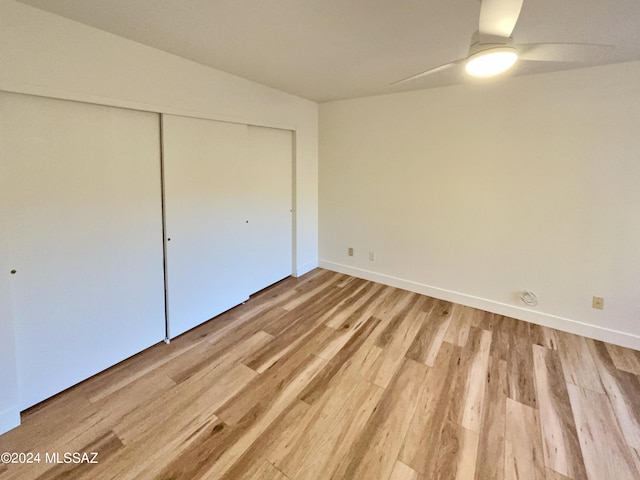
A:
374 293 423 349
219 399 310 480
250 460 290 480
293 269 340 294
81 341 185 403
197 288 301 354
217 335 331 425
88 364 258 480
26 431 123 480
371 287 418 321
196 300 287 350
531 344 586 479
545 468 572 480
432 421 479 480
632 447 640 476
567 383 640 480
251 306 291 337
243 318 330 374
448 327 492 434
474 356 507 480
506 319 537 408
399 342 460 476
280 377 383 480
443 303 471 347
282 272 343 310
605 342 640 375
405 297 452 367
163 354 328 480
428 421 478 480
320 281 388 329
504 398 545 480
0 430 122 480
86 369 177 437
486 315 510 362
246 279 378 373
588 340 640 450
2 269 640 480
0 406 114 480
0 386 96 454
529 324 558 350
104 331 266 443
267 278 367 338
315 284 390 362
556 331 605 394
120 415 227 480
333 293 419 384
114 362 256 446
267 370 361 468
330 358 428 480
339 341 384 380
165 329 273 383
365 295 427 388
389 460 421 480
243 460 290 480
299 316 381 405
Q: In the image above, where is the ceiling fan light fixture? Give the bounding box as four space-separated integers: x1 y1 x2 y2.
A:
465 46 518 77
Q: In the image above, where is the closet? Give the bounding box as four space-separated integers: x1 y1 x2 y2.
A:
0 92 166 408
162 115 292 338
0 93 294 408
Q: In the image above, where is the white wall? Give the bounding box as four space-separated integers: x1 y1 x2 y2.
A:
320 60 640 349
0 0 318 434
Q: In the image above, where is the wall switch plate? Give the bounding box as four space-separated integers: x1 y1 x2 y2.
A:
348 247 354 256
592 296 604 310
369 251 376 261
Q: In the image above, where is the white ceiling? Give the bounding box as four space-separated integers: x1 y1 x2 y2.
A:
17 0 640 102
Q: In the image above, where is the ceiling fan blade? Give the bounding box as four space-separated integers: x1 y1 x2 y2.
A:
390 60 463 86
479 0 524 38
518 43 615 62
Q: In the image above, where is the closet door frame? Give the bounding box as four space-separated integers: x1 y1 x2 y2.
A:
0 88 300 411
245 125 294 295
162 114 250 339
161 114 296 340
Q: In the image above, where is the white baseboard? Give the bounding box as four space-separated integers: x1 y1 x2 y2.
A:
295 260 319 277
319 260 640 351
0 407 20 435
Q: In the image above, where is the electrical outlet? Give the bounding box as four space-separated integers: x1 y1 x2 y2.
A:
369 251 376 261
592 296 604 310
348 247 354 256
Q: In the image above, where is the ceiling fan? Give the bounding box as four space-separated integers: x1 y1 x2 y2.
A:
392 0 613 84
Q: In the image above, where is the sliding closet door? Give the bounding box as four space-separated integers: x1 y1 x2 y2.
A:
162 115 252 338
0 93 165 409
246 126 293 293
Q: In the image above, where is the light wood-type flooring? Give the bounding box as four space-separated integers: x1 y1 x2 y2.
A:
2 269 640 480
